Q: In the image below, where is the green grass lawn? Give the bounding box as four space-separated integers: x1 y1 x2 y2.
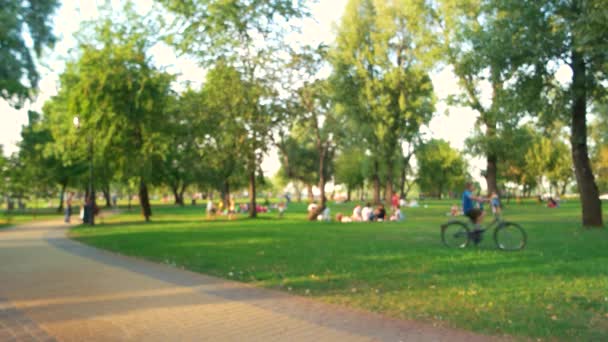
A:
70 200 608 341
0 208 61 229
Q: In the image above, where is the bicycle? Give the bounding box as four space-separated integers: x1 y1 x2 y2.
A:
440 214 527 251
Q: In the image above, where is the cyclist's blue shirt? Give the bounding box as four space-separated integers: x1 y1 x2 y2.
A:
462 190 474 213
491 197 500 208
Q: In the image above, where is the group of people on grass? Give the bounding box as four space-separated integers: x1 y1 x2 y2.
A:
308 193 406 223
347 202 404 222
206 197 286 219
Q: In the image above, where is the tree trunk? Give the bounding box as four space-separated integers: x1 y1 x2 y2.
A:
403 179 414 199
346 186 352 202
139 179 152 222
222 180 230 209
318 149 327 210
296 191 302 202
481 80 500 196
307 183 314 203
571 50 603 227
171 185 183 206
103 187 112 208
179 184 187 206
248 170 257 218
57 181 67 213
372 160 380 204
400 167 406 200
385 161 394 206
561 182 568 196
486 154 498 196
294 182 302 202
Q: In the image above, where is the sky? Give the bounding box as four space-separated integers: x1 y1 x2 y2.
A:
0 0 486 183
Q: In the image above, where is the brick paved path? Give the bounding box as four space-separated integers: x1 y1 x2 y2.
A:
0 221 506 341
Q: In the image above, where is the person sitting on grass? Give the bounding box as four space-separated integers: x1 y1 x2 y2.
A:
390 206 404 221
462 182 487 244
278 202 286 218
361 203 372 222
206 199 216 220
228 196 237 220
307 202 319 221
336 213 352 223
352 204 362 221
217 200 224 215
373 204 386 222
450 204 460 216
317 206 330 221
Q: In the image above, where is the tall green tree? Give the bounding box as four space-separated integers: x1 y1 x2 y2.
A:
201 63 252 208
334 147 367 202
498 125 538 197
485 0 605 226
57 13 173 221
436 0 531 196
156 90 209 206
415 139 468 197
18 110 86 211
332 0 436 205
0 0 59 108
287 46 340 211
0 146 8 208
158 0 309 218
276 132 319 202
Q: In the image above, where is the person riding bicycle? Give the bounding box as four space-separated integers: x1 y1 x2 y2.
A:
462 182 486 244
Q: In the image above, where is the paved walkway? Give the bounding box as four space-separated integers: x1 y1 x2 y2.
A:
0 220 506 341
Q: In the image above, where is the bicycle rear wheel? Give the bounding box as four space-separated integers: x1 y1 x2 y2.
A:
494 222 527 251
441 221 470 248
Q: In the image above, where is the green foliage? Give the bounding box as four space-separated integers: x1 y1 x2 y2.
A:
0 0 59 108
44 7 174 219
415 139 467 196
200 63 252 193
277 133 318 186
436 0 533 194
0 146 8 204
154 91 205 203
158 0 310 216
482 0 606 225
332 0 436 202
334 147 367 192
498 125 538 191
157 0 308 65
18 111 85 201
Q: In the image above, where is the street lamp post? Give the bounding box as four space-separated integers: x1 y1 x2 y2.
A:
73 116 95 225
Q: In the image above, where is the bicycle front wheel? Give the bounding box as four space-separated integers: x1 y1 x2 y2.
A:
441 221 470 248
494 222 527 251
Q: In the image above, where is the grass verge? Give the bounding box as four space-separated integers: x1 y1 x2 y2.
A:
70 200 608 341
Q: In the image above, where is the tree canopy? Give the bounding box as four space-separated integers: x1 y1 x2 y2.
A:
0 0 59 108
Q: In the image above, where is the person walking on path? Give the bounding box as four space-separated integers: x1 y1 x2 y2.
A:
64 192 74 223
